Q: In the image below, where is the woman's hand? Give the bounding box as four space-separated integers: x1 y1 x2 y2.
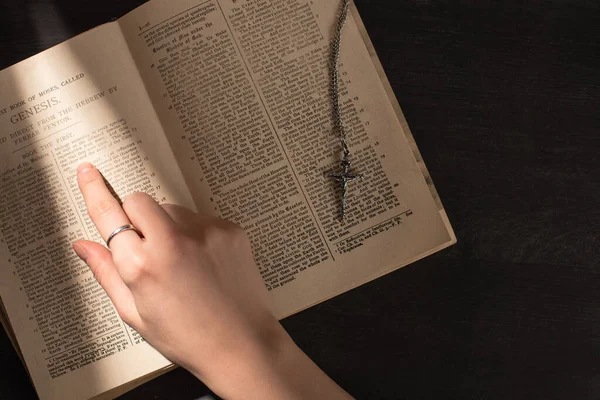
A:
72 162 352 400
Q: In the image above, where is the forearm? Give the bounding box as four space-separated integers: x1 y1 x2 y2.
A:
194 323 353 400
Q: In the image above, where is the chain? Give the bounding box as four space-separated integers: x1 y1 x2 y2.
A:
330 0 352 156
327 0 362 221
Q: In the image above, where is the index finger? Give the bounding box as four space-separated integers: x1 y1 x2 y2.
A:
77 163 142 248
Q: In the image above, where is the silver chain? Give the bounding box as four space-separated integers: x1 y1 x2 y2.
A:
331 0 352 156
327 0 362 221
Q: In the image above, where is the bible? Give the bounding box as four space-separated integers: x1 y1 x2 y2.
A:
0 0 456 399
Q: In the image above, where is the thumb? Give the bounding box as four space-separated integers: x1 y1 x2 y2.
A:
73 240 142 328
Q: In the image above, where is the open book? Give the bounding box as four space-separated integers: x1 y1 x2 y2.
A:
0 0 456 398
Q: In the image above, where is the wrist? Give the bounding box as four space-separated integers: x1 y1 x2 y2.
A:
194 318 352 400
189 318 298 398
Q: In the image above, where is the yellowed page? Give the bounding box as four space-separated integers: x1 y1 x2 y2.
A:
88 364 176 400
118 0 456 318
349 5 457 244
0 22 195 400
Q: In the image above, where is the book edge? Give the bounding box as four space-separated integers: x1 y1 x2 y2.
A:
350 5 447 211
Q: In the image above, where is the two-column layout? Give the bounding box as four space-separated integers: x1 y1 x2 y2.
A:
136 0 410 291
0 118 162 378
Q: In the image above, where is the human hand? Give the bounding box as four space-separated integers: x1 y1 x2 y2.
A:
72 163 352 400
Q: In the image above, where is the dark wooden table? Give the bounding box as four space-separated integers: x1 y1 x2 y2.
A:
1 1 598 399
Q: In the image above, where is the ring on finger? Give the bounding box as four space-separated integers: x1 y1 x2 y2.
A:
106 224 142 248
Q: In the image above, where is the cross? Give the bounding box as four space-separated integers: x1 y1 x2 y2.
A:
328 152 362 220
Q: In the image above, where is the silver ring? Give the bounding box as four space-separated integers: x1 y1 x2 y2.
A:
106 224 141 247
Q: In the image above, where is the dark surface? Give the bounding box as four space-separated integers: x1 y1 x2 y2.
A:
1 1 599 399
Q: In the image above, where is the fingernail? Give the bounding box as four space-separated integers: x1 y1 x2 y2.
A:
78 162 95 174
73 243 88 262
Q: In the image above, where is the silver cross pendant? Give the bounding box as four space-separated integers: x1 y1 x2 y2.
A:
328 152 362 220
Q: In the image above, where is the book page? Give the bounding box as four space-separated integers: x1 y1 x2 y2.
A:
118 0 456 318
0 22 195 400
